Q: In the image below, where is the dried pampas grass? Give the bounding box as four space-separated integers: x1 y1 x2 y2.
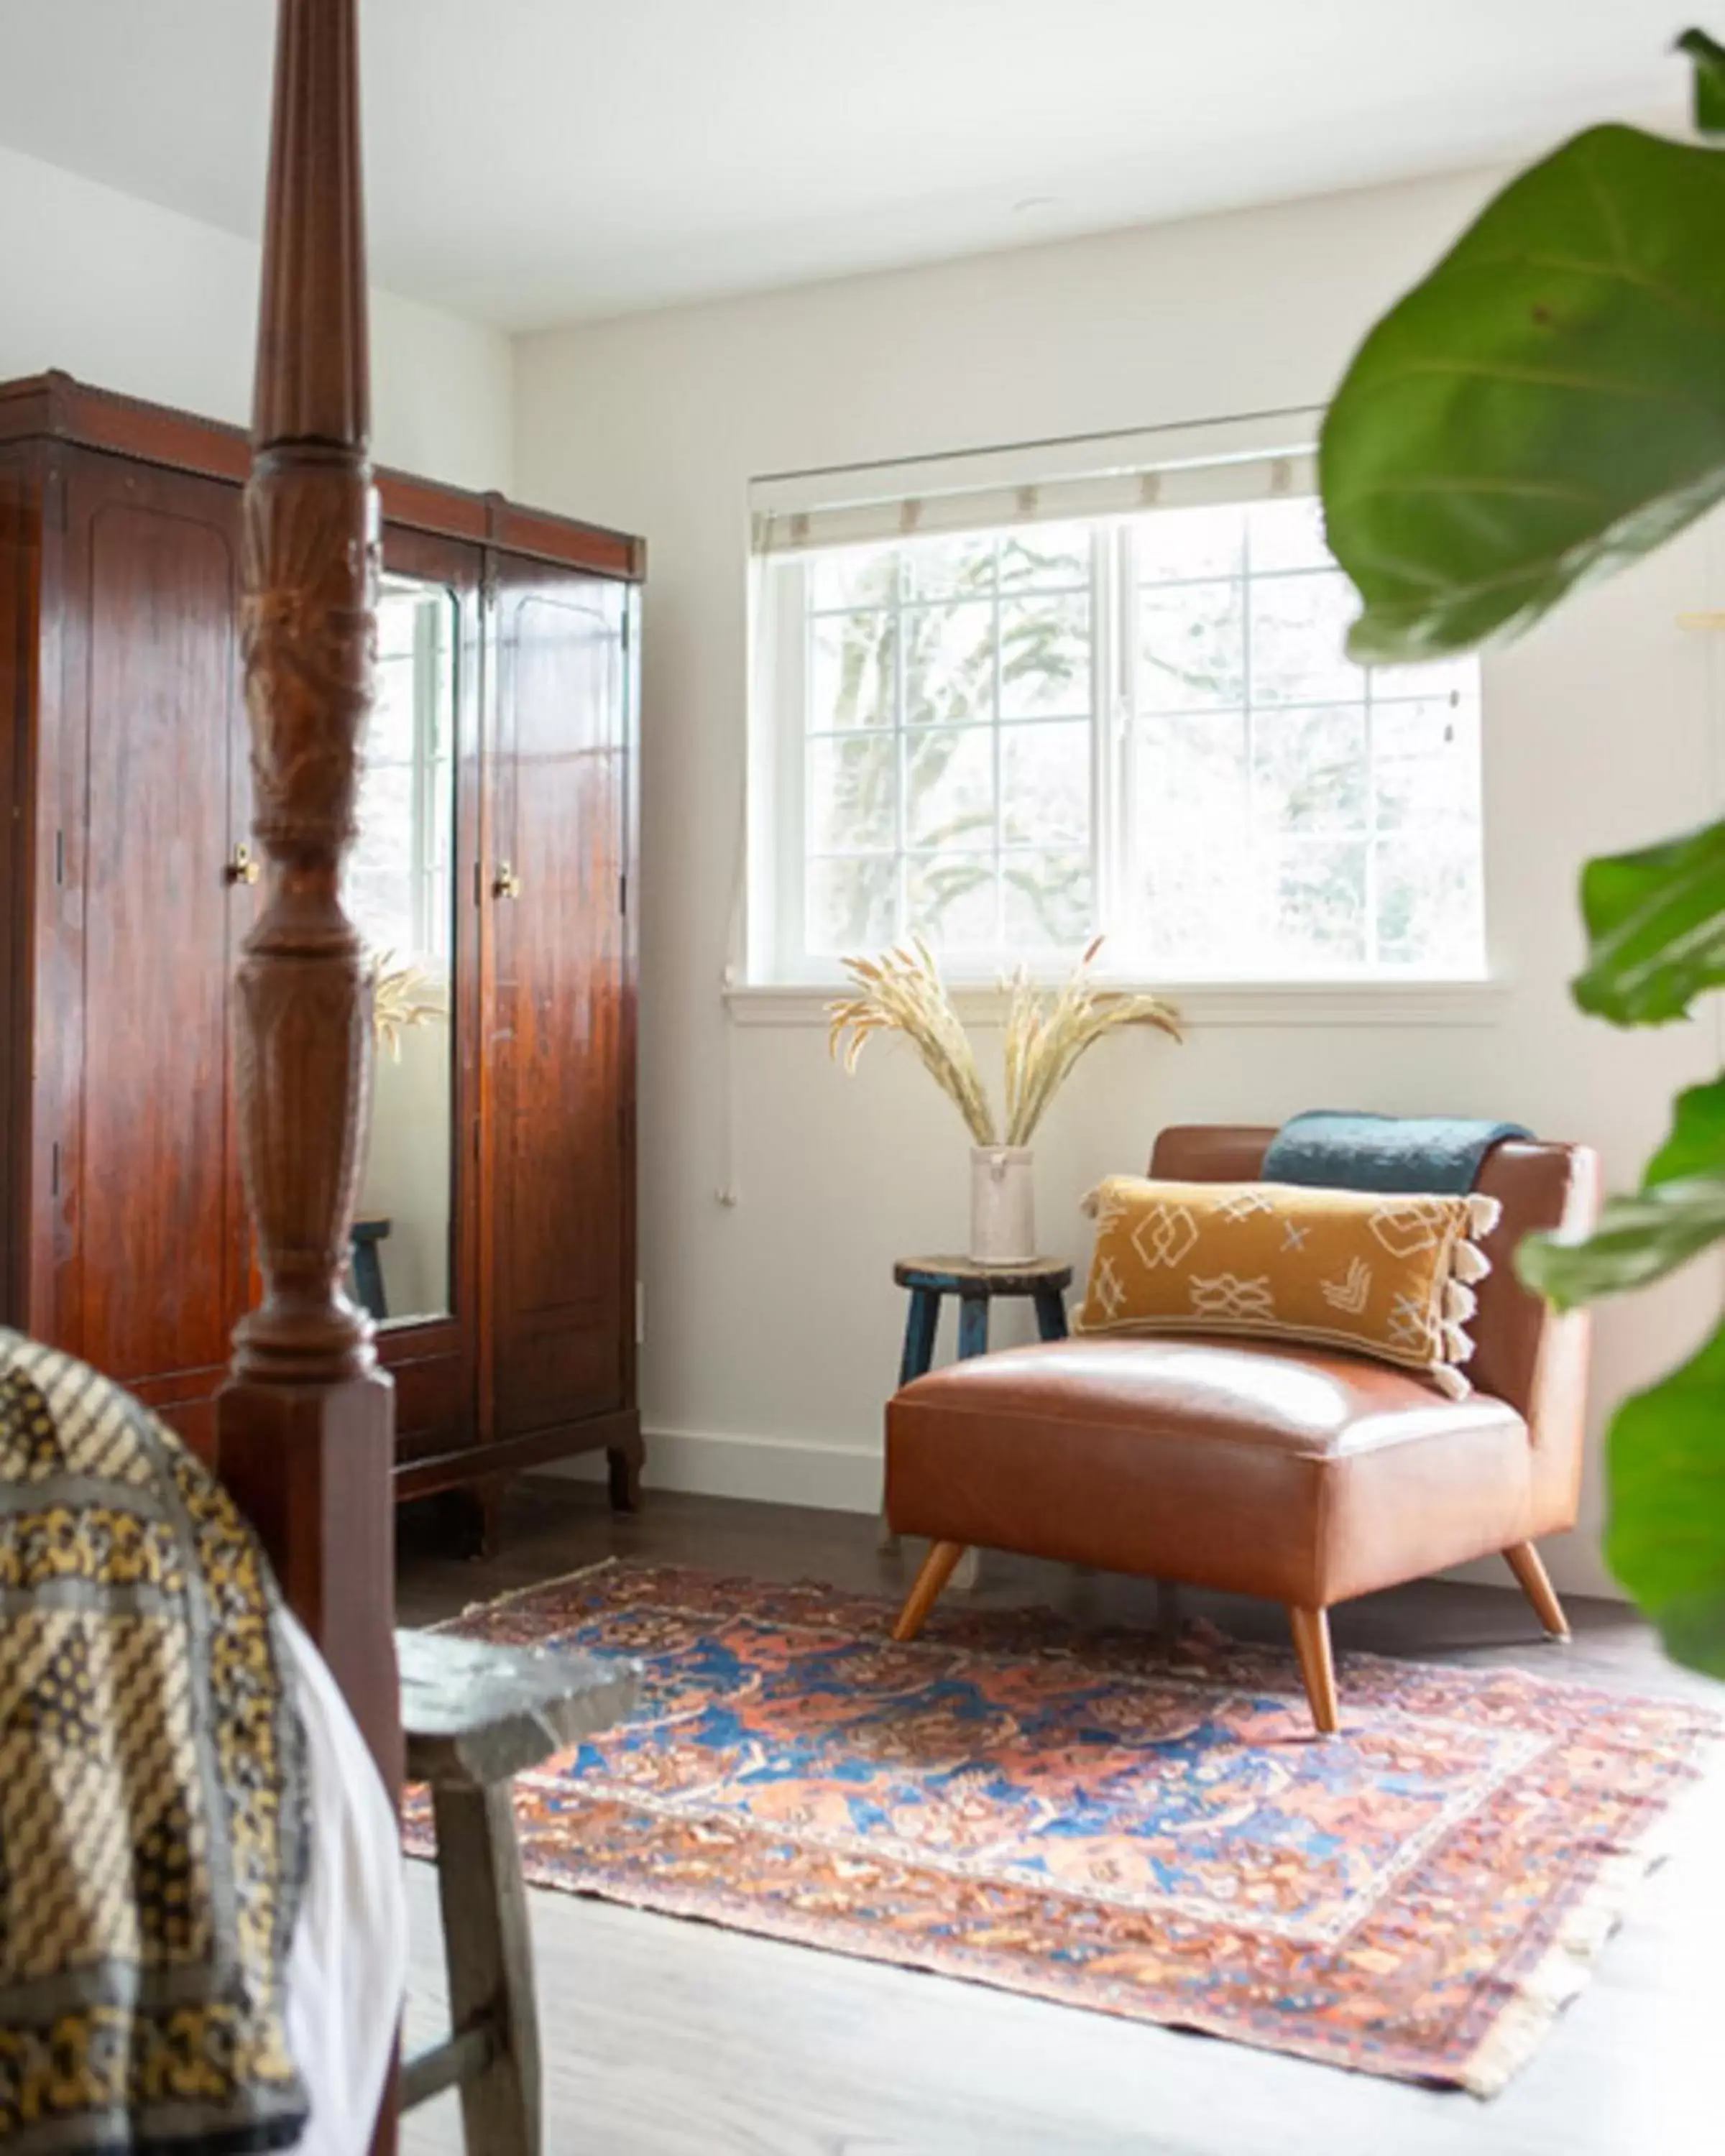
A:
368 952 448 1063
827 939 997 1144
1003 937 1182 1146
827 935 1180 1146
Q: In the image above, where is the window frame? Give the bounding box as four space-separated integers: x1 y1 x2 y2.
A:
749 471 1487 992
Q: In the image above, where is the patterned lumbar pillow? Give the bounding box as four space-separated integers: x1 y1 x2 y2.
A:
1075 1176 1501 1397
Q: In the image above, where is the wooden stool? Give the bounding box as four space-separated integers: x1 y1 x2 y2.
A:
399 1629 639 2156
882 1255 1074 1586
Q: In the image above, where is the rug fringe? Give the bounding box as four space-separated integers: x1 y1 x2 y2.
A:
1458 1735 1724 2097
426 1552 620 1634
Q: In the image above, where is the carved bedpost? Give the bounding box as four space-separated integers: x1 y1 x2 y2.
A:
218 0 401 1807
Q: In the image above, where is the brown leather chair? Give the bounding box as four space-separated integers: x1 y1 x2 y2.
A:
886 1124 1598 1733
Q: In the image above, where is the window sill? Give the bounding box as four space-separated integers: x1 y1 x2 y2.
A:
724 977 1512 1031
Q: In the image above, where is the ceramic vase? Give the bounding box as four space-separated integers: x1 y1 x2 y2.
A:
969 1145 1036 1263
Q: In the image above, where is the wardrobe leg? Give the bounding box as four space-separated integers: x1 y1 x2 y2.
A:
1288 1605 1340 1735
1504 1540 1570 1639
892 1540 967 1643
607 1436 644 1514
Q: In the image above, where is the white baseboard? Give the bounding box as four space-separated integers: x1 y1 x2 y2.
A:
543 1424 884 1514
540 1425 1622 1602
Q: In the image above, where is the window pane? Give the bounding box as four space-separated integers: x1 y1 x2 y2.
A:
1374 694 1473 761
1376 836 1484 971
1374 697 1480 831
348 762 415 951
1274 839 1368 968
809 734 896 852
905 601 994 727
370 651 418 762
1139 580 1244 711
904 727 995 850
1369 653 1476 704
812 545 897 610
1134 503 1244 584
1000 592 1091 719
807 855 898 954
811 612 896 731
1002 722 1090 847
903 532 997 602
1254 704 1367 833
906 854 998 947
1250 497 1332 573
1138 838 1254 974
1137 711 1248 829
1003 852 1094 951
998 521 1091 591
1249 569 1358 706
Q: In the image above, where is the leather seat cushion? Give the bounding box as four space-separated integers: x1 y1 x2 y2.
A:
886 1336 1535 1607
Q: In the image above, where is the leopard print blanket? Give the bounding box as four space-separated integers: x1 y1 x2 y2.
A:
0 1331 308 2152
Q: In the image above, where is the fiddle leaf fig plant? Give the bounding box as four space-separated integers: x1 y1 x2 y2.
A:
1320 28 1725 1677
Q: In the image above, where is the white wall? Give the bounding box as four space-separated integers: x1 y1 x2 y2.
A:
518 171 1725 1600
0 141 512 491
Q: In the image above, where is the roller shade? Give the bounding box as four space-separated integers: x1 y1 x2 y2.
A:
750 413 1319 557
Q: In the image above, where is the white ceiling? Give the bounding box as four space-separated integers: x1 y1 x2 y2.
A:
0 1 1688 330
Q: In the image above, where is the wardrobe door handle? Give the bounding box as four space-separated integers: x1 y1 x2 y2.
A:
492 862 523 901
225 842 260 887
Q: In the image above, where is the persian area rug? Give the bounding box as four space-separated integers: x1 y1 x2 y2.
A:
402 1560 1719 2094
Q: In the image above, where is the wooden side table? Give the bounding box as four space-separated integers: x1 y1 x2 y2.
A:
883 1254 1074 1585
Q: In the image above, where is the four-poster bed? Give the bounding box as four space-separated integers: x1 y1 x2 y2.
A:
0 5 637 2145
231 1 402 2143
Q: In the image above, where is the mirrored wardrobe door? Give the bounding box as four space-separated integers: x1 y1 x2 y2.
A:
349 570 461 1331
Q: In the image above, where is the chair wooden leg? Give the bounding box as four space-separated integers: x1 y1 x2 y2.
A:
1504 1540 1570 1639
892 1539 967 1642
1288 1606 1340 1735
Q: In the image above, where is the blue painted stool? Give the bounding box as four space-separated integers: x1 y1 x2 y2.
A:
883 1255 1073 1578
893 1254 1072 1382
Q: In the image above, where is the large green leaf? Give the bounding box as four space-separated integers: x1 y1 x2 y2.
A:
1517 1175 1725 1307
1520 1074 1725 1307
1570 817 1725 1025
1606 1319 1725 1677
1645 1072 1725 1181
1678 29 1725 136
1320 124 1725 662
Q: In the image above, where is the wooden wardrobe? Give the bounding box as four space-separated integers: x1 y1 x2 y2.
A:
0 371 643 1516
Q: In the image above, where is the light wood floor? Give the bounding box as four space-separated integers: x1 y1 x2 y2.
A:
396 1482 1722 2156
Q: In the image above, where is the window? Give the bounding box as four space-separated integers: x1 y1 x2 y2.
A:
752 434 1484 985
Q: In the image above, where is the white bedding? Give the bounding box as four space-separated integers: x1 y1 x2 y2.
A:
280 1611 410 2156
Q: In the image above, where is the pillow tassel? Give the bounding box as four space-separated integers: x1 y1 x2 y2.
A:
1443 1279 1477 1325
1442 1320 1476 1363
1451 1239 1492 1285
1465 1193 1503 1240
1431 1361 1473 1401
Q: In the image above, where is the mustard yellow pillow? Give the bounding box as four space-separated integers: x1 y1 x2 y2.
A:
1075 1176 1501 1397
